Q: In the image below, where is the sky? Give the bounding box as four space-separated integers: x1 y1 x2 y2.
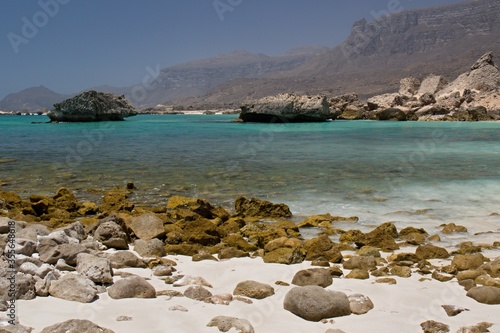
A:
0 0 468 99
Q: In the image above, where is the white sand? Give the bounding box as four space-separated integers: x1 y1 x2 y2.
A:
16 244 500 333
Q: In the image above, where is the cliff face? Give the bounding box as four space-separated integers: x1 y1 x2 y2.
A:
341 0 500 58
180 0 500 108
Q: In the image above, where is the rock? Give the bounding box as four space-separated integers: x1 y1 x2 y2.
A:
356 222 399 251
376 108 407 121
133 238 166 258
416 244 450 260
222 234 258 252
475 274 500 288
304 235 343 263
76 253 113 284
400 77 421 96
49 274 97 303
37 238 88 266
343 256 377 270
441 223 468 234
168 305 188 312
346 269 369 279
284 286 351 321
106 251 146 269
205 293 233 305
184 286 212 301
456 270 484 281
456 322 493 333
40 319 115 333
173 275 213 288
466 286 500 304
0 324 33 333
167 196 229 220
192 252 218 262
233 280 275 299
55 258 76 271
390 266 412 278
207 316 255 333
375 278 397 284
356 246 381 257
291 268 333 288
432 271 454 282
239 93 330 123
338 108 366 120
402 232 427 245
234 196 292 218
93 221 129 250
420 320 450 333
108 276 156 299
263 247 305 265
116 316 133 322
100 188 134 214
418 75 448 96
10 238 36 256
128 213 165 240
298 214 358 228
0 273 35 301
441 305 469 317
471 52 496 70
452 254 485 271
17 224 49 241
348 294 374 315
218 247 249 260
47 90 137 122
152 265 173 277
179 218 220 246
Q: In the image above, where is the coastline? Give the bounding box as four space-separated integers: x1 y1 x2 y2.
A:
1 188 499 333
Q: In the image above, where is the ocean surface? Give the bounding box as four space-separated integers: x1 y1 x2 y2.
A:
1 114 500 236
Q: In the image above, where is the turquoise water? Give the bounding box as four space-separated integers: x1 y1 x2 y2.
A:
1 114 500 233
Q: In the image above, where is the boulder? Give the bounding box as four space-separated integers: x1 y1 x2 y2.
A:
167 196 229 220
284 286 351 321
376 108 407 121
239 93 331 123
47 90 137 122
466 286 500 304
184 286 213 301
342 256 377 270
263 237 305 265
348 294 374 315
329 93 363 112
416 244 450 260
418 75 448 96
233 280 275 299
218 247 249 260
304 235 343 263
452 253 485 271
179 218 220 246
234 197 292 218
345 269 370 279
49 274 97 303
420 320 450 333
40 319 115 333
128 213 165 240
291 268 333 288
106 251 146 269
441 223 468 234
37 239 88 265
0 273 36 301
107 276 156 299
93 221 129 250
133 238 166 258
399 77 421 96
76 253 113 284
207 316 255 333
99 188 134 214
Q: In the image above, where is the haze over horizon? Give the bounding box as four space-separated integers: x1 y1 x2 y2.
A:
1 0 467 100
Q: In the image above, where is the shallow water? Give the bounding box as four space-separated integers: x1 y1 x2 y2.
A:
1 114 500 234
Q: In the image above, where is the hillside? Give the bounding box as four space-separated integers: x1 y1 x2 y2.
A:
0 86 70 112
175 0 500 108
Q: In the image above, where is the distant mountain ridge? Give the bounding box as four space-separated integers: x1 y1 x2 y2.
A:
0 86 70 112
3 0 500 111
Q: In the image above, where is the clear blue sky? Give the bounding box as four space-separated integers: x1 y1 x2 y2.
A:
0 0 466 99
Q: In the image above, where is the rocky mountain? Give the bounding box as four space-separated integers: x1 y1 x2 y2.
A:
0 86 70 112
176 0 500 108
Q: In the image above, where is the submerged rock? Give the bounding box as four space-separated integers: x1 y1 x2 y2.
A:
48 90 137 122
239 93 331 123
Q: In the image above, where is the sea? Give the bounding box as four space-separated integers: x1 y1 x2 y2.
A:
1 114 500 238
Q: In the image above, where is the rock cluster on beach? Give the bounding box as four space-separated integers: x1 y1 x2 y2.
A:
238 52 500 122
47 90 137 122
0 186 499 332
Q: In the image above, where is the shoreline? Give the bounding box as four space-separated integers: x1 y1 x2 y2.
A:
1 187 499 332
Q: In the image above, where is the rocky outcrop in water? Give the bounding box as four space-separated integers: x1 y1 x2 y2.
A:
238 93 331 123
47 90 137 122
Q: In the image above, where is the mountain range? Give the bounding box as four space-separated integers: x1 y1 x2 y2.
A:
2 0 500 112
